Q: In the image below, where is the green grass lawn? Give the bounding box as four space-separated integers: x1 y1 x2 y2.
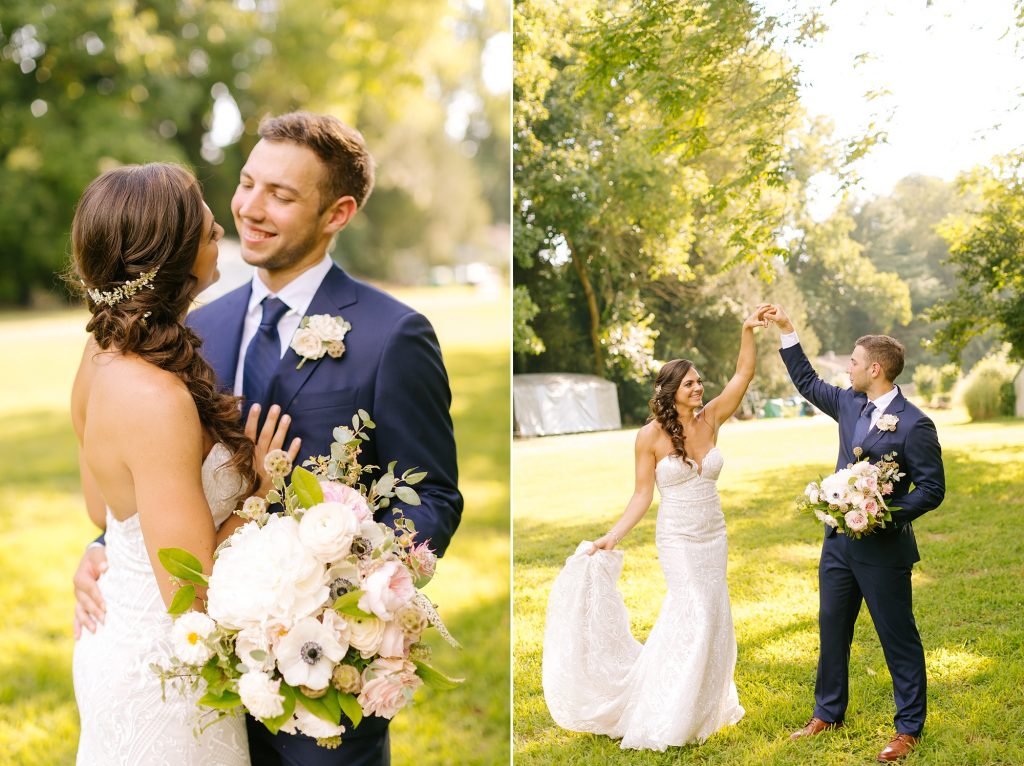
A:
514 412 1024 766
0 285 510 766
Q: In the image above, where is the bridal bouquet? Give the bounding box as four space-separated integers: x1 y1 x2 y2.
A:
797 450 905 539
154 412 461 748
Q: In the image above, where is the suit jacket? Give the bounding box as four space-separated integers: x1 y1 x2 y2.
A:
187 264 463 556
781 343 945 566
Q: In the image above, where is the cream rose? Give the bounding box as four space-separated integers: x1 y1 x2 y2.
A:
306 314 349 342
347 614 385 657
299 501 360 563
291 327 325 360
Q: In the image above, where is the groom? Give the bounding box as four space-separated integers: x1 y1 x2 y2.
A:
767 305 944 763
73 112 463 765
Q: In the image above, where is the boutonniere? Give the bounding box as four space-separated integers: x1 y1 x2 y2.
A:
876 414 899 432
289 314 351 369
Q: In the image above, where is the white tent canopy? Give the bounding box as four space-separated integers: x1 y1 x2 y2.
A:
513 373 621 437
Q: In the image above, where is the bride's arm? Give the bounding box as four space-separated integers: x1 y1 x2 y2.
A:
702 304 769 429
119 375 217 611
588 427 657 553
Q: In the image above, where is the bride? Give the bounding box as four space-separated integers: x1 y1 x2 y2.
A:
69 163 298 765
542 305 770 751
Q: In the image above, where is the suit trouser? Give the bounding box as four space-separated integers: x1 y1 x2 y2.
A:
247 712 390 766
813 532 927 736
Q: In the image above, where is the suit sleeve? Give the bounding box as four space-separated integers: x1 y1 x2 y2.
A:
779 343 843 420
372 311 463 557
889 415 945 526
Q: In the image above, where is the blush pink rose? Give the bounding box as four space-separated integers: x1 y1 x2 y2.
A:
844 509 869 532
357 658 422 719
863 499 878 516
319 481 372 523
378 621 409 659
358 561 416 620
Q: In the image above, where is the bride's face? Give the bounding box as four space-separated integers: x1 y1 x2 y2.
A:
191 204 224 295
674 368 704 409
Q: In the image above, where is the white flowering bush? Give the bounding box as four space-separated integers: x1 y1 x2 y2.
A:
154 411 460 749
796 451 905 539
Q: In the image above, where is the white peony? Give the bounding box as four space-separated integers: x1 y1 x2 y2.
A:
306 314 349 343
171 611 216 665
299 502 360 563
207 515 328 633
814 508 839 528
291 327 325 360
238 671 285 720
276 616 348 691
280 704 346 739
358 560 416 621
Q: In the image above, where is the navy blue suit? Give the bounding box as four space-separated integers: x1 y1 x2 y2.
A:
187 264 463 766
781 343 944 736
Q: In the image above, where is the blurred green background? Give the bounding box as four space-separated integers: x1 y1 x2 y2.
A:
0 0 510 302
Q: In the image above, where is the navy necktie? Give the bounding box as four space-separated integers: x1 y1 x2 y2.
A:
242 296 290 407
852 401 876 449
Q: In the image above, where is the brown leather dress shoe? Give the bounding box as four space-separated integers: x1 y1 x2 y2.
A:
876 733 920 762
789 717 843 741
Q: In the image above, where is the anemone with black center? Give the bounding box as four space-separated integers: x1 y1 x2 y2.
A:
300 641 323 665
329 578 356 601
350 537 371 558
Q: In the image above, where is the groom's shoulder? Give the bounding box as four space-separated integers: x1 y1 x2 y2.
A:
343 271 429 327
187 282 250 327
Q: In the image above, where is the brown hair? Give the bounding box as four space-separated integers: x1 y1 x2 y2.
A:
648 359 694 459
855 334 905 382
258 111 376 211
71 163 256 493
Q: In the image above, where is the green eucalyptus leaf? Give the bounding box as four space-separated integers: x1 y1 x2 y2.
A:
157 548 207 584
395 486 420 506
167 584 196 615
291 466 324 508
265 489 281 505
376 473 395 496
404 470 428 485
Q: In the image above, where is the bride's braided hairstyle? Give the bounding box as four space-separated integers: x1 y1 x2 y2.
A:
648 359 694 460
71 163 257 494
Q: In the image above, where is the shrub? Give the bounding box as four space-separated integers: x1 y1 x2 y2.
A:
961 353 1017 421
913 365 939 403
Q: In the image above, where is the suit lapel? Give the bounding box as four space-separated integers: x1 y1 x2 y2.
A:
860 391 907 455
270 265 359 412
194 284 251 393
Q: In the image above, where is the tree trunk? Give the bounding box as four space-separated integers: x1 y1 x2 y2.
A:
566 236 604 377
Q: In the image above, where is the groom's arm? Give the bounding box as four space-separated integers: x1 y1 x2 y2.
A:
890 415 945 526
779 341 843 420
372 311 463 557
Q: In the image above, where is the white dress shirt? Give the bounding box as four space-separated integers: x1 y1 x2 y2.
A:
780 330 899 428
232 254 334 397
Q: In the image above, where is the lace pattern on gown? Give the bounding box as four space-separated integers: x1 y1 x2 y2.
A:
542 447 745 751
73 444 250 765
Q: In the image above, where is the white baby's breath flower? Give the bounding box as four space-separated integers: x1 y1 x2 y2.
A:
171 611 216 665
238 671 285 720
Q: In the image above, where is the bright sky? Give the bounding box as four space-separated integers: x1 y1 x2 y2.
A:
763 0 1024 210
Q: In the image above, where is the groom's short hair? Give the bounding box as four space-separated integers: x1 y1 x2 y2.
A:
258 112 376 211
856 334 905 382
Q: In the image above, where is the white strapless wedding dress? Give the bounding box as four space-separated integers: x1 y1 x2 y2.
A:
542 447 745 751
73 443 250 766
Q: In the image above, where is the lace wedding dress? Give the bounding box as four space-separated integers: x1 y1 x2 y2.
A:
542 447 745 751
73 443 250 766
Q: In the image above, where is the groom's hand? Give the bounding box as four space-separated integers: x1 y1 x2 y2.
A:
72 546 108 639
765 304 795 334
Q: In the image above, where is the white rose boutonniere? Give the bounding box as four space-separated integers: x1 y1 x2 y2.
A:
876 414 899 432
290 314 351 369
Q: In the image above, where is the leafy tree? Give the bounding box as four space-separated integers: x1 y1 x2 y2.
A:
929 156 1024 362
